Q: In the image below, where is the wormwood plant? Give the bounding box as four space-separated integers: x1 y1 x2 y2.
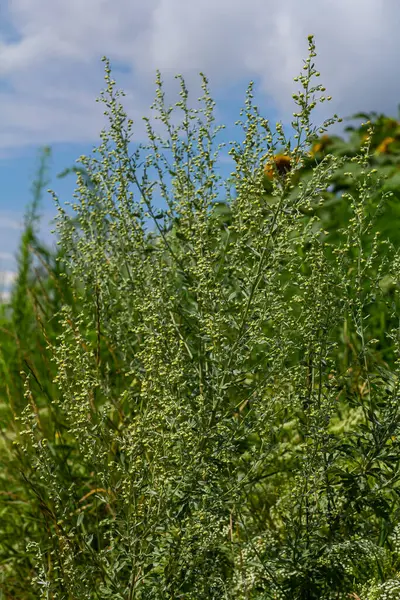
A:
5 35 400 599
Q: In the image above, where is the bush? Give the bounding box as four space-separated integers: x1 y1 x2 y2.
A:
2 35 400 599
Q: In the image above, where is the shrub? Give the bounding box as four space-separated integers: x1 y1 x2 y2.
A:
2 34 400 599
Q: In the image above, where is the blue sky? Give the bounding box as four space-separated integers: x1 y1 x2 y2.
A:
0 0 399 297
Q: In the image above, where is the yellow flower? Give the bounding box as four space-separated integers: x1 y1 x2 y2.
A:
263 154 293 180
375 136 395 154
309 134 331 157
385 118 399 130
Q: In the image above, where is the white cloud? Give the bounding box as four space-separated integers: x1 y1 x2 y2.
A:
0 270 17 286
0 0 398 153
0 215 23 230
0 290 11 303
0 251 14 260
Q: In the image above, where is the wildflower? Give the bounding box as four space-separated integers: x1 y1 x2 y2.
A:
384 118 399 130
310 134 331 156
263 154 293 180
375 136 395 154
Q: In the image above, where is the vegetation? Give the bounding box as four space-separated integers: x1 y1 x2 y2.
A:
2 35 400 598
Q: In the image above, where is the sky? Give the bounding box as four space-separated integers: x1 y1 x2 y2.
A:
0 0 399 299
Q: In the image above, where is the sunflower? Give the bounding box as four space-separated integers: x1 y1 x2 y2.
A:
384 118 399 130
375 136 396 155
309 134 332 157
263 154 293 180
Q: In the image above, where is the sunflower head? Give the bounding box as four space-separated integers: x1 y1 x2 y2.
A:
384 118 399 130
263 154 292 180
375 136 396 155
310 134 332 157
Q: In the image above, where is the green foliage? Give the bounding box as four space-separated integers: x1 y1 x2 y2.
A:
0 147 76 598
3 35 400 599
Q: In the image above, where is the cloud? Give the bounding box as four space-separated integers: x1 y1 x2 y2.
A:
0 252 14 261
0 270 17 286
0 214 23 230
1 270 16 285
0 290 10 303
0 0 398 154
